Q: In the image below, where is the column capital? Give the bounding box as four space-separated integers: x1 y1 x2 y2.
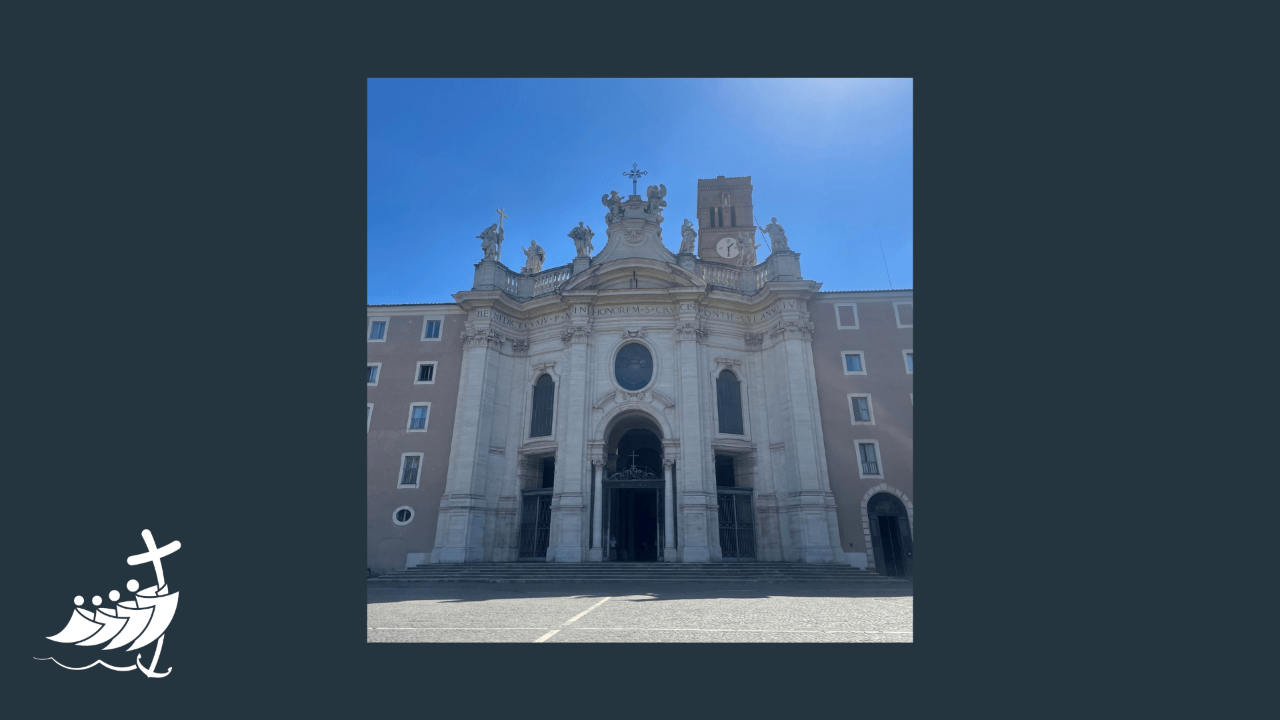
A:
661 458 675 470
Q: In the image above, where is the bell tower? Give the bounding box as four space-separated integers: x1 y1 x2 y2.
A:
696 175 755 262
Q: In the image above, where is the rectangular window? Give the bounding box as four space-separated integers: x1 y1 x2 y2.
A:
369 320 386 340
903 349 913 374
849 397 870 420
894 302 913 328
366 363 381 385
399 454 422 487
859 443 880 476
842 351 866 375
407 403 431 432
415 361 437 384
422 316 443 341
848 393 875 425
834 303 859 329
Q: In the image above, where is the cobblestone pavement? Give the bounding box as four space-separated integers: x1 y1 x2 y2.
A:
367 581 913 643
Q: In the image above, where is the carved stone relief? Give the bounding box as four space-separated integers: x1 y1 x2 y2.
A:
768 320 815 340
673 321 707 342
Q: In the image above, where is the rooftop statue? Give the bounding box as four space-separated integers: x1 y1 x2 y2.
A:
757 217 790 252
644 183 667 220
568 222 595 257
601 190 625 226
737 233 761 268
679 219 697 254
521 238 545 274
478 223 504 262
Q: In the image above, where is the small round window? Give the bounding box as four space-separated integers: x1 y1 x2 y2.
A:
614 343 653 391
393 507 414 525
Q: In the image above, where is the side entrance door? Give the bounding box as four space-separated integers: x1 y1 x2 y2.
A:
717 489 756 561
867 493 913 576
518 490 553 560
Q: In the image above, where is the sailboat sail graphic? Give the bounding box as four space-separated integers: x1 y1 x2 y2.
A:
37 529 181 678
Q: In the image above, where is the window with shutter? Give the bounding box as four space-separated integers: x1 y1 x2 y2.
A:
853 397 870 422
859 444 880 476
401 456 420 486
530 374 555 437
716 370 744 435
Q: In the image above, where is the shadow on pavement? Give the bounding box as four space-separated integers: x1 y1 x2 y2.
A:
366 581 913 604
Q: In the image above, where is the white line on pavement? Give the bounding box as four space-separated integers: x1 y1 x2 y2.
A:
371 622 550 627
573 628 913 634
534 596 612 643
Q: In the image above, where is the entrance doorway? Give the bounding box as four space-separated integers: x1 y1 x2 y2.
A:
867 493 913 576
600 413 667 562
518 490 553 559
716 489 756 560
608 487 660 561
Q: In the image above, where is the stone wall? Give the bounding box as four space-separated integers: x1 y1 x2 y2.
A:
808 293 913 569
366 305 466 574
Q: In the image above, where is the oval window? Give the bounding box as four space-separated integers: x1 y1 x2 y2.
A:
614 343 653 391
393 507 414 525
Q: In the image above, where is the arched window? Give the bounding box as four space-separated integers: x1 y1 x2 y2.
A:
530 374 555 437
716 369 744 435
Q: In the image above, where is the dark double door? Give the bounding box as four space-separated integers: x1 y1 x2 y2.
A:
868 493 913 576
518 491 552 559
604 485 663 562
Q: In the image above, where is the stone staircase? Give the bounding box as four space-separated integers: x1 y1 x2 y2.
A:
371 562 910 584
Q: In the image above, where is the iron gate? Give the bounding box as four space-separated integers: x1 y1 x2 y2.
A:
717 489 756 560
518 490 553 559
601 465 663 562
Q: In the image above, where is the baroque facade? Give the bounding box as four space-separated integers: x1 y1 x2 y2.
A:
367 176 913 575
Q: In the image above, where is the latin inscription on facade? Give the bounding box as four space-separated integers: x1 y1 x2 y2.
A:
476 300 798 329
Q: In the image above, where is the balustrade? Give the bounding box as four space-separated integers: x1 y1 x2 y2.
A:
532 265 571 296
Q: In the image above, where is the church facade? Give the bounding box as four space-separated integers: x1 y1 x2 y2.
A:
367 176 913 575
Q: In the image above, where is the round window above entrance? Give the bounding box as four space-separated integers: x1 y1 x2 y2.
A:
614 343 653 391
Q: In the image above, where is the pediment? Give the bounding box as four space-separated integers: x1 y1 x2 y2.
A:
560 258 706 293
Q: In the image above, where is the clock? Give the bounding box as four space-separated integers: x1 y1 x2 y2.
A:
716 236 740 259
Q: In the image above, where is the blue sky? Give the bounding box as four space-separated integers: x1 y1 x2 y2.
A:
368 78 912 305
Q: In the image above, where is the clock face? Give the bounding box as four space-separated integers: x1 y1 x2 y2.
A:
716 237 740 259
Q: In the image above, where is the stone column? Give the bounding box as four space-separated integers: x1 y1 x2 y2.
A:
547 322 591 562
770 311 839 563
662 459 676 560
673 304 712 563
431 325 506 563
589 458 605 562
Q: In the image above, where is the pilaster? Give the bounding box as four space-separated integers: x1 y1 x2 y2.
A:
547 315 592 562
768 308 839 563
674 299 713 563
432 324 508 563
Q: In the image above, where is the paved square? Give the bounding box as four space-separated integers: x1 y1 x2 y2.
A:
367 581 912 643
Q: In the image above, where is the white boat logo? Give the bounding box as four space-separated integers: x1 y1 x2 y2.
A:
35 529 181 678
